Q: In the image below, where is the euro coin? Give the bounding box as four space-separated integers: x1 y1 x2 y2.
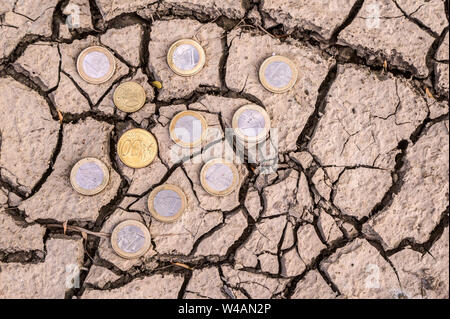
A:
232 104 271 143
70 157 109 196
147 184 187 223
117 128 158 168
76 46 116 84
113 81 146 113
111 220 151 259
259 55 298 93
169 110 208 148
200 158 239 196
167 39 206 76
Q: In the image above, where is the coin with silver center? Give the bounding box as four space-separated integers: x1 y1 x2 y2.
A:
111 220 151 259
200 158 239 196
77 46 115 84
169 110 208 148
259 55 298 93
173 44 200 71
232 104 271 143
265 61 292 88
148 184 187 223
70 157 109 196
167 39 206 76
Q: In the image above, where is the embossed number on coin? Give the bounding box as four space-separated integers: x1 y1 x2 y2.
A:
117 128 158 168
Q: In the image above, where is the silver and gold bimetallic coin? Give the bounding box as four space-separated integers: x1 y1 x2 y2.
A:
113 81 146 113
147 184 187 223
167 39 206 76
70 157 109 196
76 46 116 84
111 220 151 259
200 158 239 196
117 128 158 168
232 104 271 144
259 55 298 93
169 110 208 148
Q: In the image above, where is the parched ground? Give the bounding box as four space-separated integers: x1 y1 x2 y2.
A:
0 0 448 299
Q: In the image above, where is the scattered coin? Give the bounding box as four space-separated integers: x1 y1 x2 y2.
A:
167 39 206 76
259 55 298 93
70 157 109 196
113 81 146 113
111 220 151 259
232 104 271 144
77 46 116 84
117 128 158 168
200 158 239 196
169 110 208 148
147 184 187 223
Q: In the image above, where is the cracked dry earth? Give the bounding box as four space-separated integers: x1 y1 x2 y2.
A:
0 0 449 300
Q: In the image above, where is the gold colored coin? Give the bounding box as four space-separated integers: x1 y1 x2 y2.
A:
76 46 116 84
117 128 158 168
169 110 208 148
200 158 239 196
232 104 271 143
113 81 146 113
70 157 109 196
147 184 187 223
111 220 151 259
259 55 298 93
167 39 206 76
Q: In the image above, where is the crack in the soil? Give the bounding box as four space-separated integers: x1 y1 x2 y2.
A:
0 1 448 299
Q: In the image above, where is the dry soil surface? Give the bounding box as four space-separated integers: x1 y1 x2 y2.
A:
0 0 448 299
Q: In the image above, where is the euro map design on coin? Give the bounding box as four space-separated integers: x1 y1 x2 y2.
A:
116 225 146 254
205 163 234 192
153 189 182 217
237 109 266 137
174 115 203 143
82 51 111 79
75 161 104 190
172 44 200 71
264 60 293 88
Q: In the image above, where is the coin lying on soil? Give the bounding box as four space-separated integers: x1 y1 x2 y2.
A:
169 110 208 148
232 104 271 144
113 81 146 113
147 184 187 223
117 128 158 168
77 46 116 84
259 55 298 93
70 157 110 196
111 220 151 259
167 39 206 76
200 158 239 196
